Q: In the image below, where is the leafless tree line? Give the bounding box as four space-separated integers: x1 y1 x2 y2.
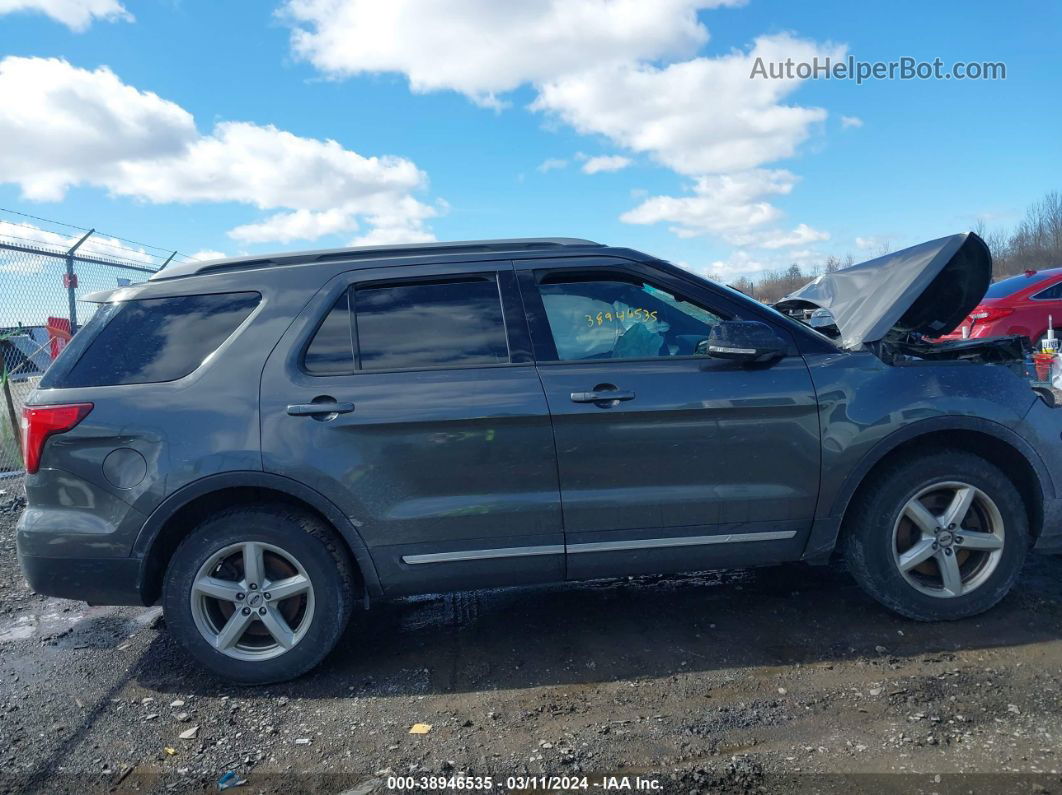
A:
723 190 1062 304
975 191 1062 279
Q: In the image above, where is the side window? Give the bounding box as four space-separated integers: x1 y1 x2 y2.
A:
354 277 509 371
536 274 724 362
42 292 260 388
1033 282 1062 300
304 291 354 375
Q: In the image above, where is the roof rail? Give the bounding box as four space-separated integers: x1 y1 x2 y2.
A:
152 237 604 281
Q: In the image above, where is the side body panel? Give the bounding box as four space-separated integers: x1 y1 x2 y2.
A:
515 256 821 578
259 262 564 596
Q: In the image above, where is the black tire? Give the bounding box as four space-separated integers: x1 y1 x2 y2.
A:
843 449 1027 621
162 505 355 684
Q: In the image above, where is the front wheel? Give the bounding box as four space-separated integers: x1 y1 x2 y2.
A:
843 450 1027 621
162 505 355 683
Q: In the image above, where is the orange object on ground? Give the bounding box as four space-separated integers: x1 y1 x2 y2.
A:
1033 352 1054 381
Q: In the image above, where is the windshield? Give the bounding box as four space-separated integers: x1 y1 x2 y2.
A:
718 284 841 347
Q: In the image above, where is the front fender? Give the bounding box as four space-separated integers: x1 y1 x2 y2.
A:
800 352 1049 562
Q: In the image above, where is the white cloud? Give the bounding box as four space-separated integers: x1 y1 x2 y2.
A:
280 5 842 254
228 208 358 244
347 195 443 246
189 249 227 262
581 155 632 174
680 250 768 282
855 235 890 251
533 34 843 249
840 115 863 129
678 245 828 284
281 0 742 106
621 169 796 240
533 34 843 175
0 57 196 202
0 0 131 31
0 57 440 246
537 157 568 173
756 222 829 249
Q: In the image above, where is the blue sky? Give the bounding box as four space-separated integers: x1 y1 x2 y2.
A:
0 0 1059 283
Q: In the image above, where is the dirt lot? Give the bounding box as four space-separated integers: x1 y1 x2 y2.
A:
2 478 1062 794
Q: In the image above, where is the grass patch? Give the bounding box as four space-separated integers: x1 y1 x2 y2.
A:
0 410 19 473
0 380 27 473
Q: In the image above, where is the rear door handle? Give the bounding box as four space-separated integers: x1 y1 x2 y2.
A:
570 390 636 404
286 402 355 416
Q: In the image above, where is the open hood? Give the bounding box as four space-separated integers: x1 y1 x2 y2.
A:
775 233 991 350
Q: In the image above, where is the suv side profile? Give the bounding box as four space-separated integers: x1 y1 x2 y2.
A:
17 235 1062 683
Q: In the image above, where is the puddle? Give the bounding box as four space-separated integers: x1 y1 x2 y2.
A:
0 601 158 647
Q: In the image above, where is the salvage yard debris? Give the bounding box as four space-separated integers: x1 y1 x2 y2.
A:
216 770 246 790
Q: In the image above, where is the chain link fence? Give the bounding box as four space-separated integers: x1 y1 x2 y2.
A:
0 226 187 475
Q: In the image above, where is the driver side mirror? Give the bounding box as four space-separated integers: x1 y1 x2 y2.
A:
697 321 786 363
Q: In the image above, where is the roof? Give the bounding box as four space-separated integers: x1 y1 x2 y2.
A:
151 237 604 281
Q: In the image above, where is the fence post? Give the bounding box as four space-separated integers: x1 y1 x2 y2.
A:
65 229 94 335
2 376 19 452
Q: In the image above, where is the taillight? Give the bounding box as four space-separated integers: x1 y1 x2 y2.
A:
969 306 1015 324
20 403 93 474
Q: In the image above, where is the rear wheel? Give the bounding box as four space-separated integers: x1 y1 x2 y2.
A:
843 450 1027 620
162 505 354 683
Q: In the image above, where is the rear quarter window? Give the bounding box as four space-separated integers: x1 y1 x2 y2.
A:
41 292 260 388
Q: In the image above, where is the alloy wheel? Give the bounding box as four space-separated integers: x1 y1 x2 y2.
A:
892 481 1005 599
189 541 315 661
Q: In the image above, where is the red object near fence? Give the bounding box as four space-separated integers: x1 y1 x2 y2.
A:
45 317 71 359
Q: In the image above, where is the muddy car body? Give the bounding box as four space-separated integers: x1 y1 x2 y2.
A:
16 233 1062 682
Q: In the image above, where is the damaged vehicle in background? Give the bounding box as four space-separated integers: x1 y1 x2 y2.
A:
16 231 1062 683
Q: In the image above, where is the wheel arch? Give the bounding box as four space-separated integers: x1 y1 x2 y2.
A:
132 472 382 605
804 417 1051 563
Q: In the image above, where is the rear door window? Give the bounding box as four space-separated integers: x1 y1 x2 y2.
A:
41 292 259 388
353 277 509 371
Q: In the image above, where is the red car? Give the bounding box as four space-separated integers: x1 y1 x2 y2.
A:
939 266 1062 346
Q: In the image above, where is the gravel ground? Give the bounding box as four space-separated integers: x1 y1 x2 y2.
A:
2 476 1062 794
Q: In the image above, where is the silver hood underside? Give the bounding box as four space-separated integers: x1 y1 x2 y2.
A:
775 233 992 350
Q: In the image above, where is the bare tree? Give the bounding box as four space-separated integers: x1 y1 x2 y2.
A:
986 191 1062 278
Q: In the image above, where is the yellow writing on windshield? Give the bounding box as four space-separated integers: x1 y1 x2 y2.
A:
584 308 658 327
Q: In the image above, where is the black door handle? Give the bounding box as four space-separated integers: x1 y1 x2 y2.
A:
286 401 355 416
570 389 635 404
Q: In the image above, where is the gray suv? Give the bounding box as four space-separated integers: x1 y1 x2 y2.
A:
16 233 1062 683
